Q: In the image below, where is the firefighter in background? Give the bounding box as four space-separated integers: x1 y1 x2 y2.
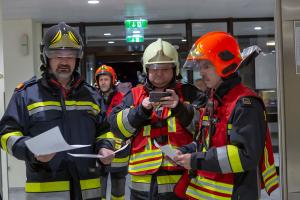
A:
0 22 114 200
174 31 279 200
95 65 129 200
109 38 206 200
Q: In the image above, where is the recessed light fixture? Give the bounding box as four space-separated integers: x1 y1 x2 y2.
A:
181 39 187 42
266 41 275 46
254 26 262 30
104 33 111 36
108 41 115 44
88 0 99 4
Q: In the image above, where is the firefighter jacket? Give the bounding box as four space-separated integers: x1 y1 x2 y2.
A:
0 73 113 200
176 74 279 200
109 82 206 177
100 89 130 172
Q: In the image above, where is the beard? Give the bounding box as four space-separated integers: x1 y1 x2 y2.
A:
52 64 73 80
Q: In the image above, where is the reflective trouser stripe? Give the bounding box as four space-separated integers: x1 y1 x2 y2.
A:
111 156 129 168
186 176 233 200
25 188 101 200
1 132 23 153
25 178 101 192
111 194 125 200
130 174 181 193
82 187 102 199
25 191 70 200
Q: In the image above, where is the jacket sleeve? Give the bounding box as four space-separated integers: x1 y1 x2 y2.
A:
0 91 37 163
172 84 207 134
109 91 152 140
190 97 267 174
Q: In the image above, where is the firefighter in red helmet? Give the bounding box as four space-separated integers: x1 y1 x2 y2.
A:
95 64 129 200
173 31 279 199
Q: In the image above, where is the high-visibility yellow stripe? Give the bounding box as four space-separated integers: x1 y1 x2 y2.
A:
131 175 152 183
27 101 100 113
227 124 232 130
50 31 62 44
97 132 115 140
116 111 133 138
262 165 277 180
27 101 61 111
194 176 233 191
203 116 209 121
25 178 100 192
111 194 124 200
167 116 176 132
80 178 101 190
112 156 129 163
1 132 23 152
68 31 79 45
129 150 161 162
187 185 231 200
227 145 244 173
157 175 181 184
129 159 162 172
65 101 100 112
143 125 151 136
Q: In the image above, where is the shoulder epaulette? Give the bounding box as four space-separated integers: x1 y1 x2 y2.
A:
14 76 37 92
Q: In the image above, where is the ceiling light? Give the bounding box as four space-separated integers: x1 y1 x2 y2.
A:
88 0 99 4
108 41 115 44
266 41 275 46
104 33 111 36
254 26 262 30
181 39 187 42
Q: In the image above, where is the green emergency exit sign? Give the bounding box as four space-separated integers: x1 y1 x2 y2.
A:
125 19 148 29
126 35 144 43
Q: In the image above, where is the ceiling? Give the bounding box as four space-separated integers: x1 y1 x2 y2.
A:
3 0 275 23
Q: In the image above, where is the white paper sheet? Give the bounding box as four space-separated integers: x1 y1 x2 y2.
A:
25 126 90 155
153 140 176 160
68 143 130 158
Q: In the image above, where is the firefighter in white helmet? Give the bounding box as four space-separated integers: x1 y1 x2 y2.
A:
109 38 206 199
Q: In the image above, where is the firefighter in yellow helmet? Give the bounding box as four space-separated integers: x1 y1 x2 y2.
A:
173 31 279 199
109 38 206 199
0 22 114 200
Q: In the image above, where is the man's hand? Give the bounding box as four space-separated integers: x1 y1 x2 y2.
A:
159 89 179 108
142 97 155 110
174 153 192 170
35 153 56 163
98 148 115 165
165 149 182 166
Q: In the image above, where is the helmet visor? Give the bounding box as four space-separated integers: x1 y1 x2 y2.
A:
146 63 175 70
45 49 83 59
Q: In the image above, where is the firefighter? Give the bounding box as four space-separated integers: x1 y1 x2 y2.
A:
0 22 114 200
95 64 129 200
109 38 206 200
173 31 279 200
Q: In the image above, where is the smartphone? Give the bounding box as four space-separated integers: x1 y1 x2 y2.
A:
149 91 172 102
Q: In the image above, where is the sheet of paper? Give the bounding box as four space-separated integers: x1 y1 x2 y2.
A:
68 143 130 158
154 140 176 160
25 126 90 155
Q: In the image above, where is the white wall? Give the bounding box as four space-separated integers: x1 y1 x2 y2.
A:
0 1 9 199
2 19 42 189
